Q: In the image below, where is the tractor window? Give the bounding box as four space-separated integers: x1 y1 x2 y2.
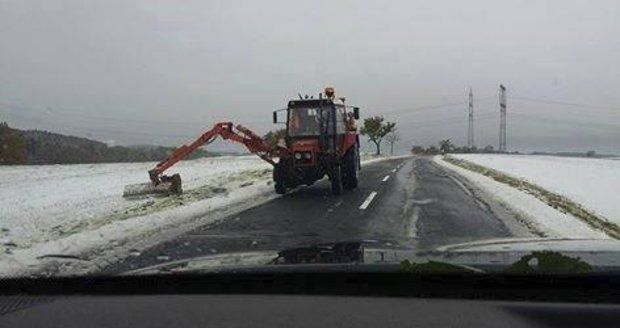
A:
336 107 346 133
288 107 320 136
325 107 347 135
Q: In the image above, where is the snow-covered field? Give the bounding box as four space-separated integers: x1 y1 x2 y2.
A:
451 154 620 225
0 156 273 275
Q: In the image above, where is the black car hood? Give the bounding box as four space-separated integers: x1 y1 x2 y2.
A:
123 238 620 275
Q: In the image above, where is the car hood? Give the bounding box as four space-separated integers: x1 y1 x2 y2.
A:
123 237 620 275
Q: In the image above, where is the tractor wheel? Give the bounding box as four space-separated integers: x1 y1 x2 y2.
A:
330 165 343 195
275 182 287 195
273 161 288 195
342 146 359 190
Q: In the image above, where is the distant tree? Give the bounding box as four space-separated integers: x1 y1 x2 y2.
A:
586 150 596 157
385 131 400 156
411 145 425 154
0 122 27 164
360 116 396 155
426 146 439 154
439 139 454 154
263 129 286 148
483 145 495 153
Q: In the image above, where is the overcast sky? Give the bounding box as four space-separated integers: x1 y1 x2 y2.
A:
1 0 619 153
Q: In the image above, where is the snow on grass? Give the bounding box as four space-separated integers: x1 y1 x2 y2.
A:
0 156 273 275
434 156 610 239
451 154 620 225
0 156 270 247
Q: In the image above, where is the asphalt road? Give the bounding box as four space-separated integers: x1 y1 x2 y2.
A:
104 156 529 273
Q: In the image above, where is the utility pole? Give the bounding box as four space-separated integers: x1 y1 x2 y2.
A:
499 84 507 152
468 87 474 149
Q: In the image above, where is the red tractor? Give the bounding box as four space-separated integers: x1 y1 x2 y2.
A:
123 87 361 197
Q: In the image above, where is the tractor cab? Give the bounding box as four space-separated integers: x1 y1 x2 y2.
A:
285 99 357 158
286 99 348 136
271 88 361 195
274 89 359 155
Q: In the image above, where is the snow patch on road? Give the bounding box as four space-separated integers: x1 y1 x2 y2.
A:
434 156 609 239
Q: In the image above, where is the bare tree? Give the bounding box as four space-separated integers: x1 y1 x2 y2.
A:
385 131 400 156
439 139 454 154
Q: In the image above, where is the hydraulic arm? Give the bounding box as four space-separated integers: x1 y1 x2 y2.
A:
123 122 285 197
148 122 283 184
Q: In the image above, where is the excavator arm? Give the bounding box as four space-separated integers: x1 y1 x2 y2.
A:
123 122 286 198
148 122 284 184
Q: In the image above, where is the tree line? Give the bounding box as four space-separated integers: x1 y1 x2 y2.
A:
411 139 498 155
0 122 215 165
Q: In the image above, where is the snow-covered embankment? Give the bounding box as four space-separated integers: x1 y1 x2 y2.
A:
435 154 618 239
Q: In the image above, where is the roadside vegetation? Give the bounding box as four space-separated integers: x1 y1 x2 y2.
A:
411 138 609 158
263 128 286 148
411 139 497 155
0 122 27 164
360 116 397 155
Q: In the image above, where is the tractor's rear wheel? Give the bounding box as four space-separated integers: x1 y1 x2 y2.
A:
330 165 343 195
342 146 359 190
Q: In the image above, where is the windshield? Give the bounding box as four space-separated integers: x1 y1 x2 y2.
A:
0 1 619 280
288 107 321 136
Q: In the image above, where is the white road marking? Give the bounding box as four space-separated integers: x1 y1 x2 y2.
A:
382 175 390 182
359 191 378 210
391 169 397 173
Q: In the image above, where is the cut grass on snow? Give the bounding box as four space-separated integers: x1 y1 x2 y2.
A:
443 155 620 239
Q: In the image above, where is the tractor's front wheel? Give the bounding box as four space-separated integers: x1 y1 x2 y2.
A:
273 161 289 195
275 182 287 194
342 146 359 190
330 165 343 195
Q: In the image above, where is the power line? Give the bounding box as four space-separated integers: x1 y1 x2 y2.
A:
509 112 620 129
375 101 467 115
510 96 620 112
396 112 497 129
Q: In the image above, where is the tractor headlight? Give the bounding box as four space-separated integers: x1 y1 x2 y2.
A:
304 152 312 159
294 152 302 160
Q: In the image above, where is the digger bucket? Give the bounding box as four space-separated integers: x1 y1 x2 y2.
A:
122 174 183 198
